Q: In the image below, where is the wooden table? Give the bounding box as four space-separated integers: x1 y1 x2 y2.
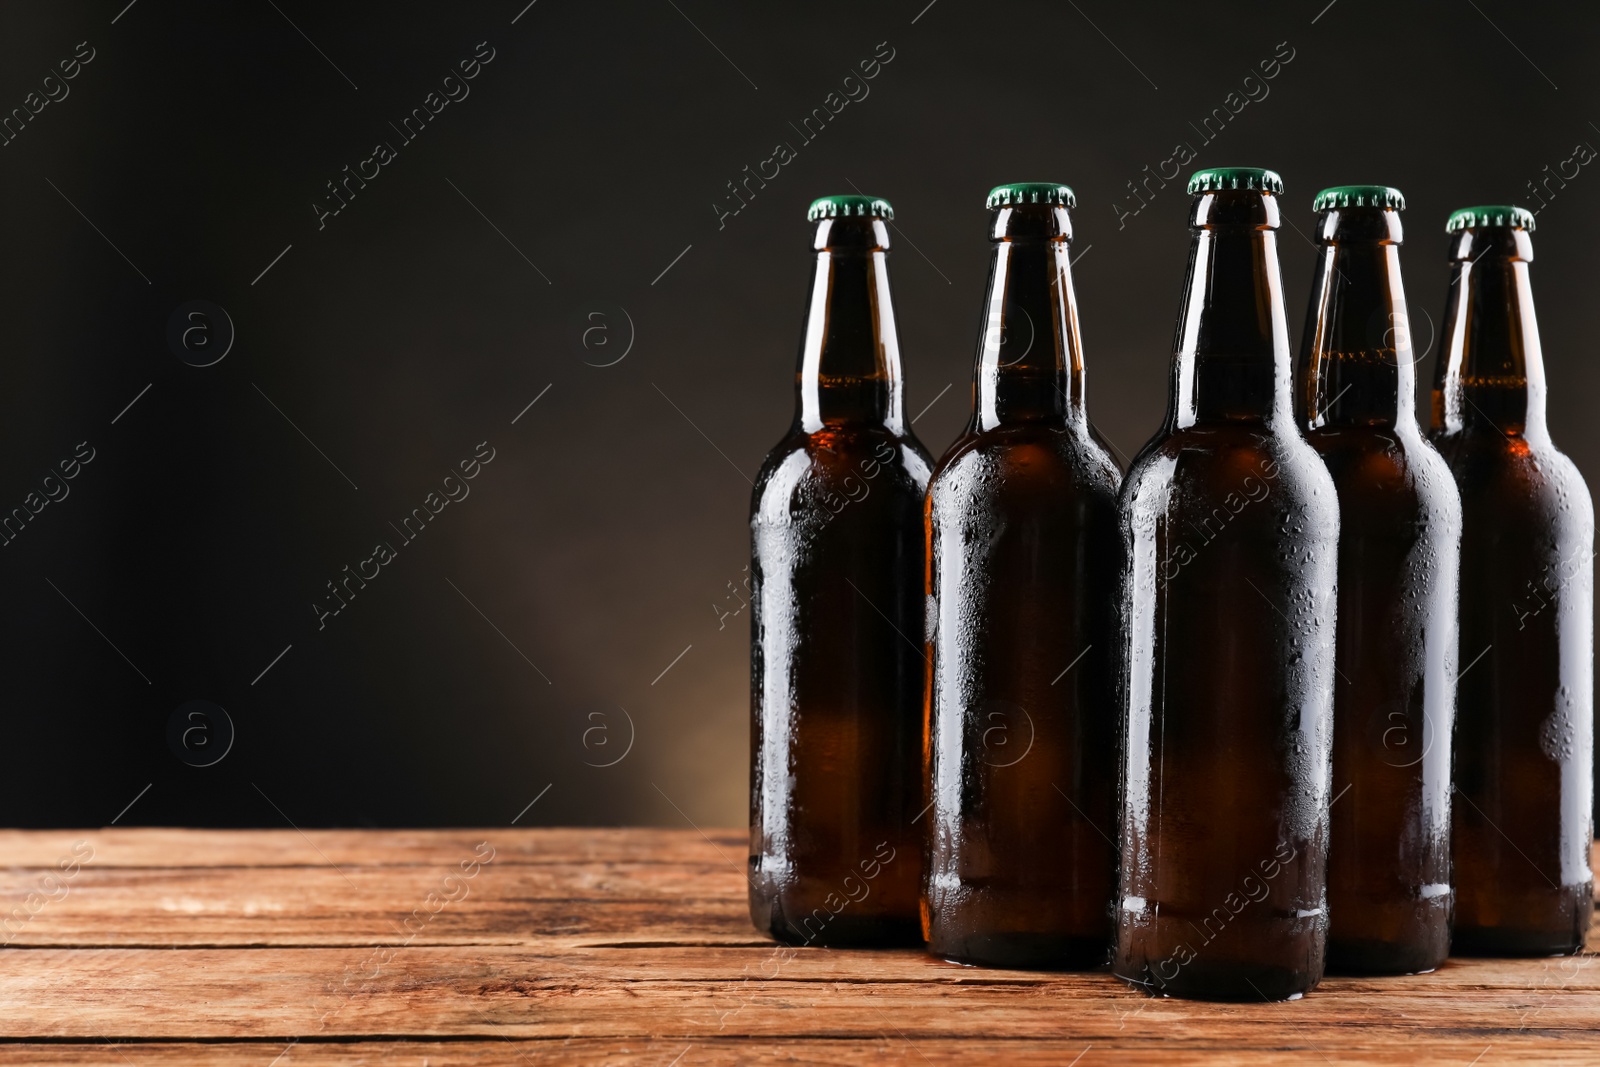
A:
0 828 1593 1064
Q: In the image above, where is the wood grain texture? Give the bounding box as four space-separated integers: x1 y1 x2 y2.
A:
0 828 1593 1065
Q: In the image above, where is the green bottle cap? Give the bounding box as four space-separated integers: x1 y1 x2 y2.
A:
807 195 893 223
1187 167 1284 195
1445 205 1536 234
1313 185 1405 212
986 183 1076 209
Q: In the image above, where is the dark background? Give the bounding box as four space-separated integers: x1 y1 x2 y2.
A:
0 0 1593 829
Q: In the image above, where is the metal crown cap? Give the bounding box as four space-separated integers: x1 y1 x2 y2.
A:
1314 185 1405 212
806 195 894 223
1187 167 1284 195
1445 205 1536 234
986 183 1076 210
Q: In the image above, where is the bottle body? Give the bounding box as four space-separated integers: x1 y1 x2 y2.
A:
1115 175 1338 1000
1297 196 1462 974
1117 430 1338 998
924 196 1123 968
1430 215 1594 955
1441 432 1593 954
749 204 932 946
1314 427 1459 972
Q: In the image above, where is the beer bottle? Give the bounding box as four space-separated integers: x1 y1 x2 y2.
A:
749 195 932 946
1430 205 1594 955
1115 168 1340 1000
1297 186 1462 974
923 184 1123 969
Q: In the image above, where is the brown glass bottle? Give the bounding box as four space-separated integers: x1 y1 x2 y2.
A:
1430 205 1594 956
922 184 1123 969
1296 186 1462 974
749 195 932 947
1115 168 1339 1001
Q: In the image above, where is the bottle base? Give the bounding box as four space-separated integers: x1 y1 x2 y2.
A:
928 931 1109 971
1326 936 1446 976
1450 926 1589 958
753 901 923 948
1114 960 1320 1001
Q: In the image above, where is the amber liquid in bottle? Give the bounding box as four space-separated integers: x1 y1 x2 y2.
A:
1115 183 1339 1000
749 210 932 946
923 198 1123 968
1430 217 1594 956
1297 199 1461 974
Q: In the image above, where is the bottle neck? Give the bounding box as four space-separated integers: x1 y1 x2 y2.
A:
971 205 1083 432
1299 207 1416 430
1432 227 1546 439
1168 191 1294 429
794 218 906 433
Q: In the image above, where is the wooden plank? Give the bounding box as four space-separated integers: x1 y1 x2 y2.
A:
0 864 755 946
1 827 1594 1064
0 1040 1595 1067
0 945 1596 1041
2 833 1592 950
0 828 748 869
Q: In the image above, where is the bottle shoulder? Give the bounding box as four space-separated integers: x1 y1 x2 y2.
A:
1306 424 1463 521
1125 424 1333 495
1120 424 1339 544
928 422 1122 502
751 426 930 524
1432 430 1595 531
